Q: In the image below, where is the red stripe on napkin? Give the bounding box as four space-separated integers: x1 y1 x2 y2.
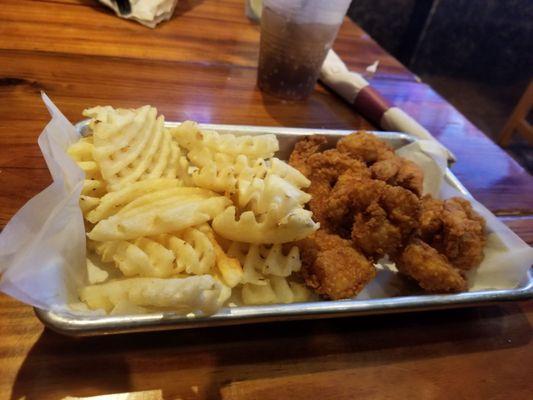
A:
353 86 391 126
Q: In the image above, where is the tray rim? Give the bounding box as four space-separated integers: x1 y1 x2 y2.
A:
36 272 533 336
35 122 532 336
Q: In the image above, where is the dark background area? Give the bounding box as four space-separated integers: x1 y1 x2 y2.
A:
348 0 533 172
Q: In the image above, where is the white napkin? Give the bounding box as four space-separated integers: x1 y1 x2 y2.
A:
98 0 178 28
320 50 456 162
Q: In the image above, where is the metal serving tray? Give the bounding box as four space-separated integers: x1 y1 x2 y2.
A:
35 122 533 336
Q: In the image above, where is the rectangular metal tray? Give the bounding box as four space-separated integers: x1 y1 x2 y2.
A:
35 122 533 336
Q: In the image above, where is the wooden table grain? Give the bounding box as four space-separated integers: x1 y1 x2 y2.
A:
0 1 531 399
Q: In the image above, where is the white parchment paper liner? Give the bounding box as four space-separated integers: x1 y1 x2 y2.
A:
0 94 531 315
0 94 86 312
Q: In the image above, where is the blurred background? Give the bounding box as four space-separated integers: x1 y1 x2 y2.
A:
348 0 533 172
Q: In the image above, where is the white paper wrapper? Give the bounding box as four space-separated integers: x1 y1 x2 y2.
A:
98 0 178 28
320 50 456 162
0 95 531 315
0 95 86 312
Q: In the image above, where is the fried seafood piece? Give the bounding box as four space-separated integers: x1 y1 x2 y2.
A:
289 135 328 177
439 198 486 270
308 149 370 180
380 185 420 236
370 156 424 196
395 239 467 293
307 180 331 229
306 149 370 229
419 195 445 236
419 196 486 270
325 174 420 257
351 202 403 259
298 231 376 300
324 172 384 229
351 186 419 259
336 131 395 164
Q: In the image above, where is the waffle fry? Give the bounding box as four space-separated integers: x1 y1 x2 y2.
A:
242 278 310 305
70 107 318 315
171 120 279 157
94 228 218 279
88 188 230 241
238 174 311 217
227 241 308 305
227 242 301 278
84 106 188 191
212 206 318 244
156 228 216 275
67 137 106 215
86 178 182 224
80 275 224 314
200 225 243 288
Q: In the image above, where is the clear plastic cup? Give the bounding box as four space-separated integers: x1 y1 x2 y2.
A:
257 0 352 100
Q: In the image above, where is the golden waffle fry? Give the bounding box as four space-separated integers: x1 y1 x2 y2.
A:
270 277 311 303
156 228 216 275
241 282 277 305
83 106 189 191
72 106 320 314
86 257 109 284
88 188 230 241
200 225 243 288
67 137 107 215
94 227 217 279
188 150 258 194
228 242 301 279
191 163 238 193
241 278 310 305
86 178 182 223
80 275 224 315
238 174 311 218
187 146 239 168
213 206 319 244
269 157 311 188
171 120 279 158
107 238 175 278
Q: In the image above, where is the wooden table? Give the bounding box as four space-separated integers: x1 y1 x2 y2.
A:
0 1 531 399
